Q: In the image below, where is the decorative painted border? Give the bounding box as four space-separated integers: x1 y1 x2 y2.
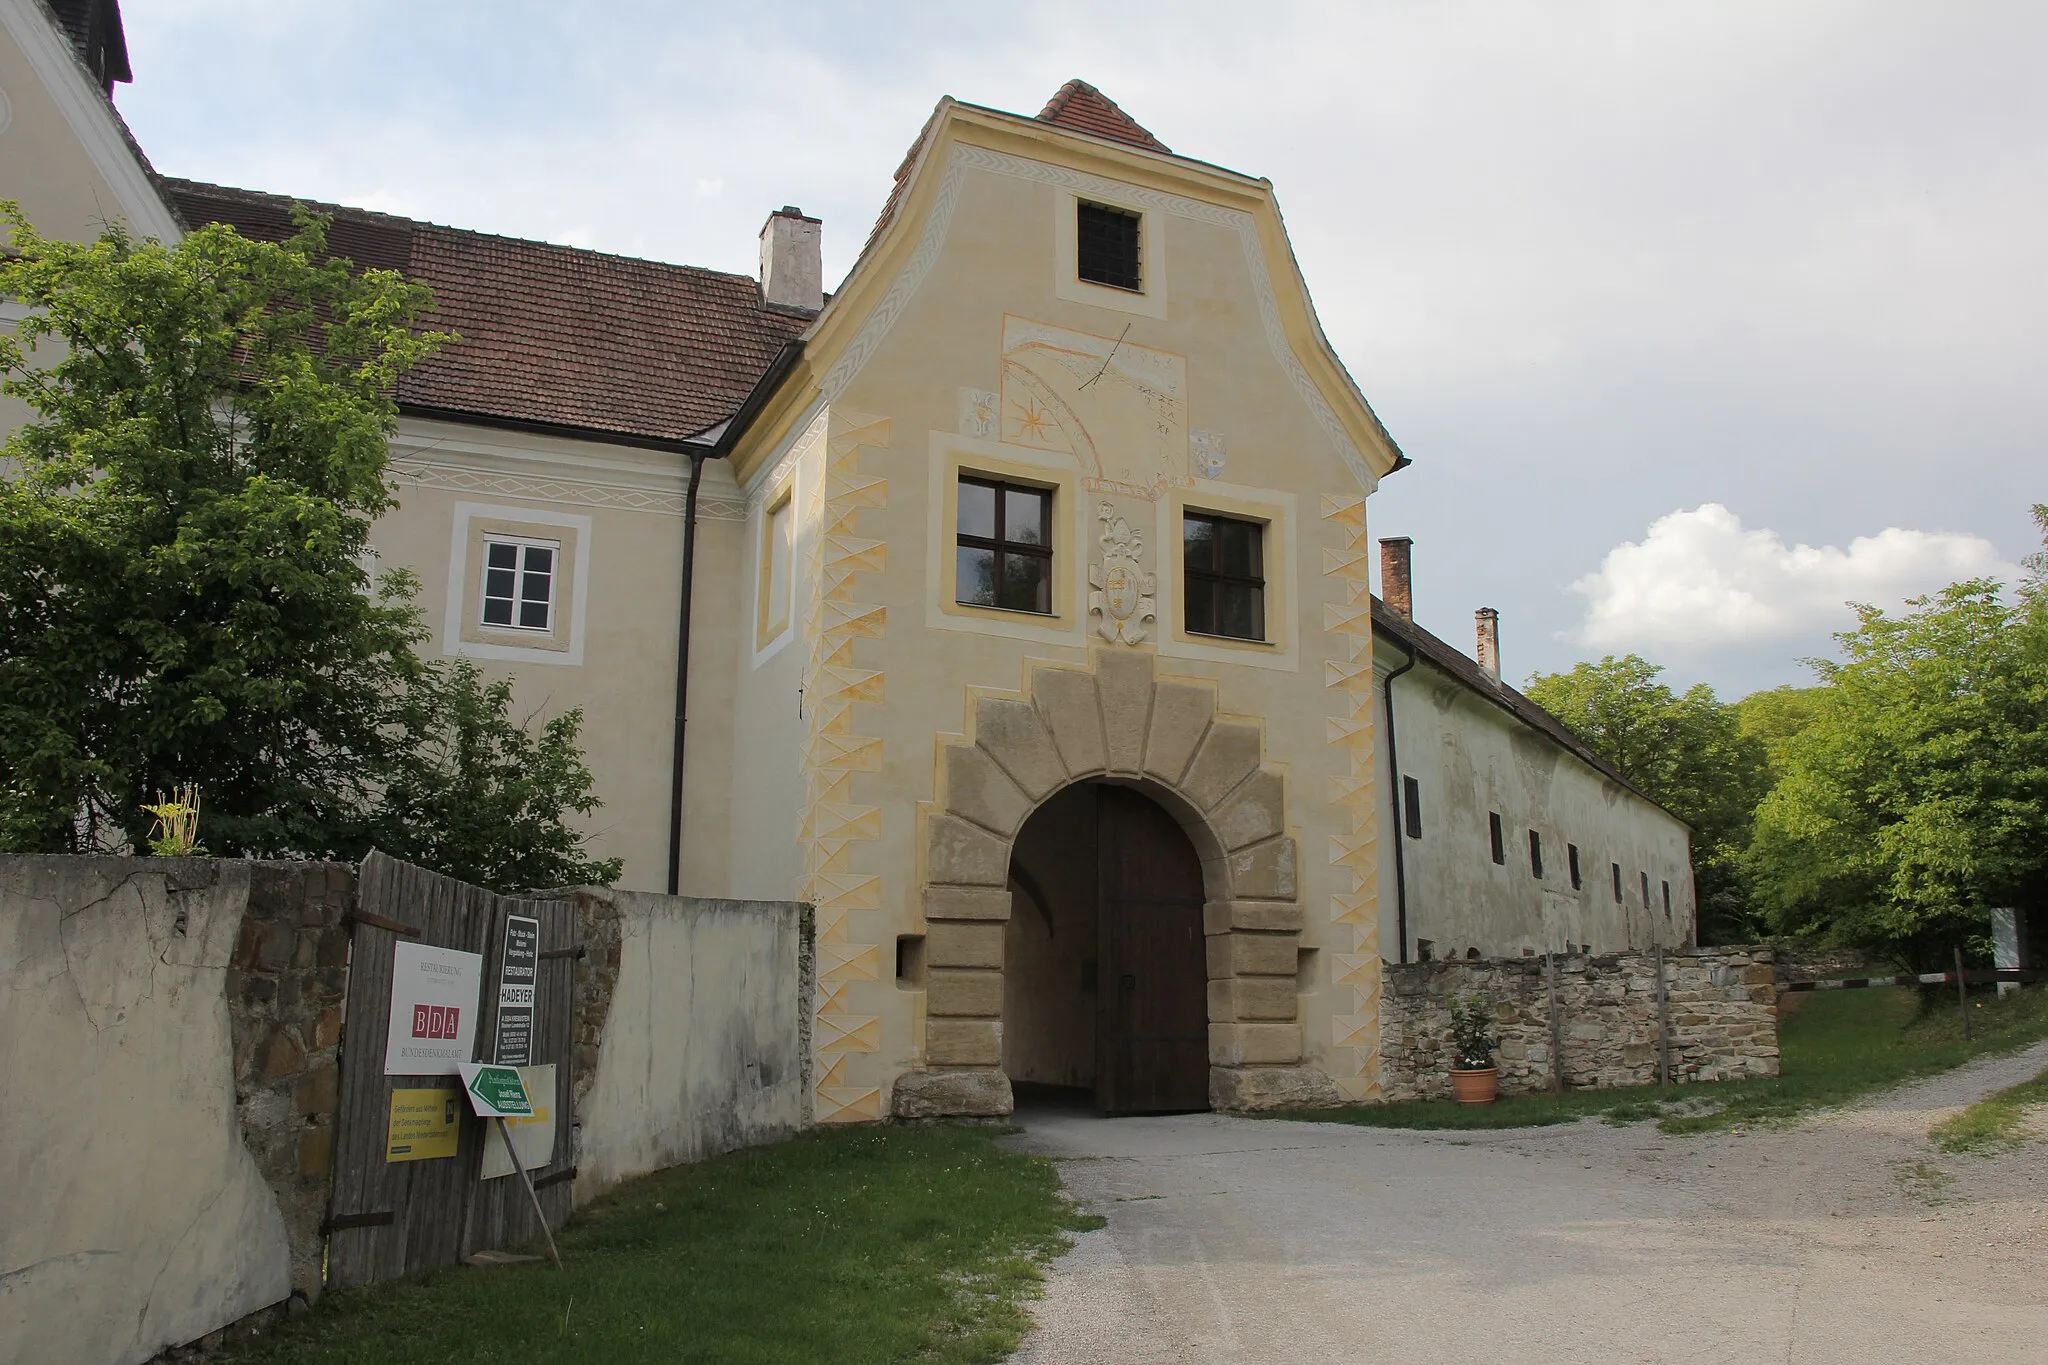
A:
1319 491 1381 1102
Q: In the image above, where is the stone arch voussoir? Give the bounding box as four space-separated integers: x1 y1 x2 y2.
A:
893 650 1337 1119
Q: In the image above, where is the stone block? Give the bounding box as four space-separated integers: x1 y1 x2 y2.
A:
1181 721 1263 810
975 697 1069 798
318 926 350 970
1094 650 1155 774
1208 976 1299 1021
296 1125 332 1179
1207 931 1299 979
1209 1064 1339 1112
927 968 1003 1018
1203 900 1306 934
926 920 1004 970
1143 682 1214 787
926 814 1010 887
260 1028 306 1080
926 1018 1002 1066
257 920 294 971
1208 1022 1303 1066
1033 668 1106 776
1227 838 1297 900
942 744 1032 836
891 1069 1013 1118
923 885 1012 922
294 1062 338 1117
1210 770 1285 851
312 1007 343 1051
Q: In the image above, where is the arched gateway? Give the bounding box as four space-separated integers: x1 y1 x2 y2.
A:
892 651 1341 1118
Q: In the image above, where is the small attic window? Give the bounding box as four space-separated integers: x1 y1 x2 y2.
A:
1077 202 1142 292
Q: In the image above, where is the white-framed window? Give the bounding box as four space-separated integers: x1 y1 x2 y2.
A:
480 536 560 632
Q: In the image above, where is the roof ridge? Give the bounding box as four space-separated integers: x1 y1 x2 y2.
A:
164 177 761 285
1035 78 1169 153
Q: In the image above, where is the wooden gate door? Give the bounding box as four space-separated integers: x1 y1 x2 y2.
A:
1095 786 1210 1113
325 852 577 1289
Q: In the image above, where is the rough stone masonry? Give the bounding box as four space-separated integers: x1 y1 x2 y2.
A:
1379 946 1780 1102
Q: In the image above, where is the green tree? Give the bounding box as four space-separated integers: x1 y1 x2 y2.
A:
1734 684 1827 777
1523 655 1770 942
0 205 622 892
1746 566 2048 968
371 662 622 892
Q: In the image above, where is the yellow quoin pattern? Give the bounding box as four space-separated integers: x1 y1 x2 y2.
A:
801 409 893 1123
1320 491 1381 1102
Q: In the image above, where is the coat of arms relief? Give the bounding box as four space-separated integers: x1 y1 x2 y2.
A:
1088 502 1156 645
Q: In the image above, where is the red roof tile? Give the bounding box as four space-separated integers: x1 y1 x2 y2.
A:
1036 80 1169 154
166 180 805 447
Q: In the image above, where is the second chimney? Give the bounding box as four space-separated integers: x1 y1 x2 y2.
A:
1475 607 1501 684
759 206 823 314
1379 537 1413 623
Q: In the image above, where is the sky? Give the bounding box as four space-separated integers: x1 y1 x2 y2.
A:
110 1 2045 697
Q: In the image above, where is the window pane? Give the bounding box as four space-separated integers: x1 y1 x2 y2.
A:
1183 515 1215 571
1184 574 1215 635
1218 582 1263 640
1218 519 1261 577
956 546 996 606
1077 202 1142 291
519 595 550 630
522 545 554 577
484 566 516 603
1002 487 1047 546
485 541 518 571
1000 553 1051 614
958 481 995 539
482 591 514 627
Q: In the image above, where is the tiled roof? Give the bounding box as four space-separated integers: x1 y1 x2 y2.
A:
1036 80 1169 154
1371 600 1683 824
167 180 806 447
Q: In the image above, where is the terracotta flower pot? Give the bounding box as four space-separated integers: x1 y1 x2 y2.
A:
1449 1066 1499 1105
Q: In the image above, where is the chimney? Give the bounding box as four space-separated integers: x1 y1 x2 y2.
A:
1475 608 1501 684
1378 537 1413 622
759 206 823 314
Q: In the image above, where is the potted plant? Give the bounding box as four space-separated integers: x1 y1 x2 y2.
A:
1447 995 1499 1104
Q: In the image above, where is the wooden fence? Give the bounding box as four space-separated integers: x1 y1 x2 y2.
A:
324 852 578 1288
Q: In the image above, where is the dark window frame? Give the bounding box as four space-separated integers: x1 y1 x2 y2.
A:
955 475 1054 616
1612 862 1623 902
1076 200 1143 292
1401 775 1422 839
1488 812 1505 865
1181 510 1267 641
1641 871 1652 907
1529 830 1544 879
1662 880 1672 918
1568 843 1582 891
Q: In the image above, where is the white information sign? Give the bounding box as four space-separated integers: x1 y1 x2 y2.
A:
383 942 484 1076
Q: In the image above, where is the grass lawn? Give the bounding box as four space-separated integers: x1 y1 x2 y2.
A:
1273 982 2048 1135
221 1125 1099 1365
1931 1062 2048 1153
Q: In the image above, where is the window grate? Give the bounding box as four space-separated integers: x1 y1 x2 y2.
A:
1529 829 1543 879
1568 843 1582 891
956 476 1053 615
1401 775 1422 839
481 537 556 632
1489 812 1505 865
1077 201 1142 291
1182 512 1265 641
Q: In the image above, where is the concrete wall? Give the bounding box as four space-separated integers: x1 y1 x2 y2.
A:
0 857 347 1365
1375 640 1697 961
1379 946 1780 1102
567 889 813 1206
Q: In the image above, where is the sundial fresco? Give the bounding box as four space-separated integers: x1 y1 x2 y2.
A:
999 315 1188 499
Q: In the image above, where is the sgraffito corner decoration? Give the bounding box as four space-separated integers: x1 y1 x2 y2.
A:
1088 501 1157 645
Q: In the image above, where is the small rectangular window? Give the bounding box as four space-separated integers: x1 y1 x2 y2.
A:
1528 830 1543 879
1077 201 1142 291
1662 880 1672 917
1401 775 1422 839
1488 813 1505 865
956 476 1052 615
1642 871 1651 907
1182 511 1266 641
1612 863 1623 902
480 536 557 632
1568 844 1582 891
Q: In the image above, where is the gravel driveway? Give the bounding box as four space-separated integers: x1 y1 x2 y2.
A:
1006 1041 2048 1363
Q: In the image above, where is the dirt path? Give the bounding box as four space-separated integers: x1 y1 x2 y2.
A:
1007 1041 2048 1363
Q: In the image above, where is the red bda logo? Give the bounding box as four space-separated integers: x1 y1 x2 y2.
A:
411 1003 461 1040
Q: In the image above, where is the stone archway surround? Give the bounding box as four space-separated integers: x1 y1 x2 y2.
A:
893 649 1343 1118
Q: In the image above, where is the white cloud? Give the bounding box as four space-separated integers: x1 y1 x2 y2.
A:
1569 504 2020 652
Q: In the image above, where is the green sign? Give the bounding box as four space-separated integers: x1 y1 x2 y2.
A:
456 1062 532 1118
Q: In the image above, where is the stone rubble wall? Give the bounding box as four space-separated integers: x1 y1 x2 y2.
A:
1379 946 1780 1103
